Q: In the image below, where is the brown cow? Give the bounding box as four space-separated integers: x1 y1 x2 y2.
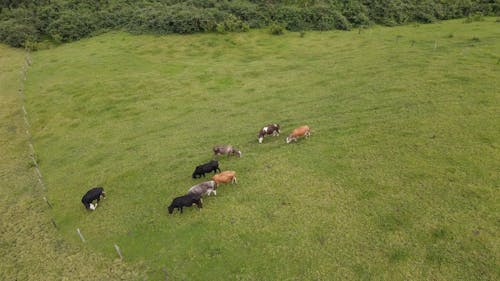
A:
286 125 311 143
212 171 237 185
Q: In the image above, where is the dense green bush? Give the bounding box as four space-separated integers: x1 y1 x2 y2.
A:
0 0 498 48
342 1 371 26
216 14 250 34
0 19 38 47
271 5 307 31
269 22 285 35
217 0 267 28
0 7 39 47
47 10 97 42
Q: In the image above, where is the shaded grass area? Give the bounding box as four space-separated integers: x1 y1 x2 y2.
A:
0 46 147 280
23 19 500 280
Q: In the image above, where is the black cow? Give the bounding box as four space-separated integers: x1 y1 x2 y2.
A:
168 193 203 214
192 160 220 178
81 187 106 211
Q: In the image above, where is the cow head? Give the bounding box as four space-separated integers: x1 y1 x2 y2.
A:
233 149 242 157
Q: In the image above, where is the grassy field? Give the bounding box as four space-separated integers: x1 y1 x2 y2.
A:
13 18 500 280
0 47 147 279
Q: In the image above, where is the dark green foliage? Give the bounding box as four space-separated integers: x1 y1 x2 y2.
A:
463 12 485 23
269 22 285 35
47 10 98 43
305 5 352 31
0 0 498 47
270 5 306 31
216 14 250 34
0 7 39 47
216 0 267 28
0 19 37 47
342 0 371 26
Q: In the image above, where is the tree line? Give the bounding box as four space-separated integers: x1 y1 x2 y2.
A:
0 0 498 48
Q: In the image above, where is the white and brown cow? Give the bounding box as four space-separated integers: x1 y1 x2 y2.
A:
258 124 280 143
286 125 311 143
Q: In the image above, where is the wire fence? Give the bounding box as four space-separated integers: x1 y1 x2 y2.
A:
18 50 124 260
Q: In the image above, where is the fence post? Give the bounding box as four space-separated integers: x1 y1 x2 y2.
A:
51 218 58 229
43 196 52 208
77 228 86 243
114 244 123 260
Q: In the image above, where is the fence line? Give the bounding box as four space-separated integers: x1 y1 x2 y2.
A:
19 51 46 190
18 49 121 257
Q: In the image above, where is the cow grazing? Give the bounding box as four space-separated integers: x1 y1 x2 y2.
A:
258 124 281 143
168 193 203 214
192 160 220 178
188 180 218 196
213 145 242 158
286 125 311 143
81 187 106 211
212 171 237 185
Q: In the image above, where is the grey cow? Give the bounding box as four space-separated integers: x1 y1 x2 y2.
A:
188 180 217 197
213 145 242 158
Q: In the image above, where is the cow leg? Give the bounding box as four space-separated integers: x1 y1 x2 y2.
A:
180 207 183 213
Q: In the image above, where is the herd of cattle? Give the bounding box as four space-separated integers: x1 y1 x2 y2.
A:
81 124 311 214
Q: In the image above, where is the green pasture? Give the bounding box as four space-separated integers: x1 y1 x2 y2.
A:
0 46 146 279
16 18 500 280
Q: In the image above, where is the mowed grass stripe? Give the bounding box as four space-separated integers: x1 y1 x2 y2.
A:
24 18 499 280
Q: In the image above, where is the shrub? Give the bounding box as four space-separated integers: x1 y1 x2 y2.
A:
0 19 38 47
0 0 499 48
269 22 285 35
364 0 412 26
463 13 484 23
271 5 307 31
305 6 338 31
342 0 371 26
216 14 250 34
217 0 267 28
129 4 223 34
46 10 97 43
412 0 438 23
